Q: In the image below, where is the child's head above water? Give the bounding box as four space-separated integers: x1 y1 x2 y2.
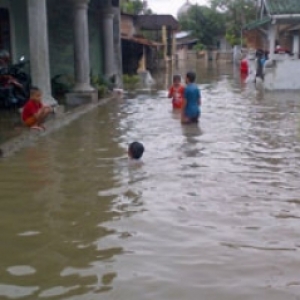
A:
128 142 144 160
173 74 181 86
186 71 196 84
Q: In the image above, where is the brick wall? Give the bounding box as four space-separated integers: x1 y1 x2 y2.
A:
244 30 265 50
121 15 136 37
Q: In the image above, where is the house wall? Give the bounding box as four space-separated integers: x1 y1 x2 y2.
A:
47 0 75 78
219 37 232 51
0 0 104 81
244 30 265 50
47 0 103 79
89 9 103 78
0 0 9 8
177 47 188 60
121 15 136 37
0 0 30 62
264 59 300 90
10 0 29 62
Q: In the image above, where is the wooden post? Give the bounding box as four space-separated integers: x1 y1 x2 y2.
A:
162 25 167 60
269 22 276 60
172 30 177 69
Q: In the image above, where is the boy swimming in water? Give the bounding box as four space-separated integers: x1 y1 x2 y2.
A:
181 72 201 124
128 142 144 161
168 75 184 109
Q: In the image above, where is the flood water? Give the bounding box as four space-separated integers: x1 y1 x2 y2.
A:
1 61 300 299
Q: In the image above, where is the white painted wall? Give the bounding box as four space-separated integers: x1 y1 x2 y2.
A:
264 59 300 90
177 47 187 60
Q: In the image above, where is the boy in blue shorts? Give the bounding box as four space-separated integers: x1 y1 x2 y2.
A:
181 72 201 124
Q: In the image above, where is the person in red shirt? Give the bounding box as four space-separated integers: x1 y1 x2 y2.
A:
22 87 52 130
168 75 184 109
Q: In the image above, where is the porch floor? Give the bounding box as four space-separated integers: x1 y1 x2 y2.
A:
0 110 25 144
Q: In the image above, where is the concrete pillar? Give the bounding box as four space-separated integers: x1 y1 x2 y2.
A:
72 0 93 92
102 9 115 78
112 6 123 88
293 33 299 59
27 0 56 105
269 23 276 60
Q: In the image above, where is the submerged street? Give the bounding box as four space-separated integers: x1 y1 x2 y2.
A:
1 62 300 299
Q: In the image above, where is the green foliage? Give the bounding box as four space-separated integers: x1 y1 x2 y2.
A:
210 0 257 46
90 74 110 98
51 74 73 96
123 74 140 89
225 31 240 46
179 1 257 47
121 0 144 14
179 5 226 47
193 43 207 51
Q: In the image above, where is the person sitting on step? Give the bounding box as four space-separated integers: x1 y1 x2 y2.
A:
21 87 53 131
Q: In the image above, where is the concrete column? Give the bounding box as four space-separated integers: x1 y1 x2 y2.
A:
112 6 123 88
102 9 115 78
293 33 300 59
269 23 276 60
27 0 56 105
72 0 93 92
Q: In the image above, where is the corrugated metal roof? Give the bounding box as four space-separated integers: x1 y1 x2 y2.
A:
243 16 271 30
177 39 198 46
175 31 192 39
265 0 300 15
121 34 162 47
137 15 179 31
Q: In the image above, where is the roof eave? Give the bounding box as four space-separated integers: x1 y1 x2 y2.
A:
272 14 300 20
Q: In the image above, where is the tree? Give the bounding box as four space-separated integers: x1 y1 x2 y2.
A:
179 5 226 48
210 0 257 46
121 0 145 15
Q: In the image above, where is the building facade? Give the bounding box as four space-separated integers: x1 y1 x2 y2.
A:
0 0 122 105
244 0 300 90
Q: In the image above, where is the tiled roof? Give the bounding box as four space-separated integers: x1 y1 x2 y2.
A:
137 15 179 31
265 0 300 15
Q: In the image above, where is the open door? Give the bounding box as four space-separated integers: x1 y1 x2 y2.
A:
0 8 11 57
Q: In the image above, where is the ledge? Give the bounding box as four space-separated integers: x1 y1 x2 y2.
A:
0 96 113 158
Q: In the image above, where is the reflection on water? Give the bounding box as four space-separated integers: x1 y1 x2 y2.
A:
1 61 300 299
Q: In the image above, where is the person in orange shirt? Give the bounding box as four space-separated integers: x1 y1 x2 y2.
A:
22 87 53 130
168 75 184 109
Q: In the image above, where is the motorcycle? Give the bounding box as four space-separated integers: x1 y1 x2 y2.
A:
0 57 31 109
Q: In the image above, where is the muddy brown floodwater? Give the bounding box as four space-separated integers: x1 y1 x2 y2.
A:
1 61 300 300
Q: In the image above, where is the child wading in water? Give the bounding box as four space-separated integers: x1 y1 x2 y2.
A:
168 75 184 109
22 87 53 130
182 72 201 124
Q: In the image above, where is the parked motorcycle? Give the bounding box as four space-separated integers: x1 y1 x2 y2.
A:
0 57 31 109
